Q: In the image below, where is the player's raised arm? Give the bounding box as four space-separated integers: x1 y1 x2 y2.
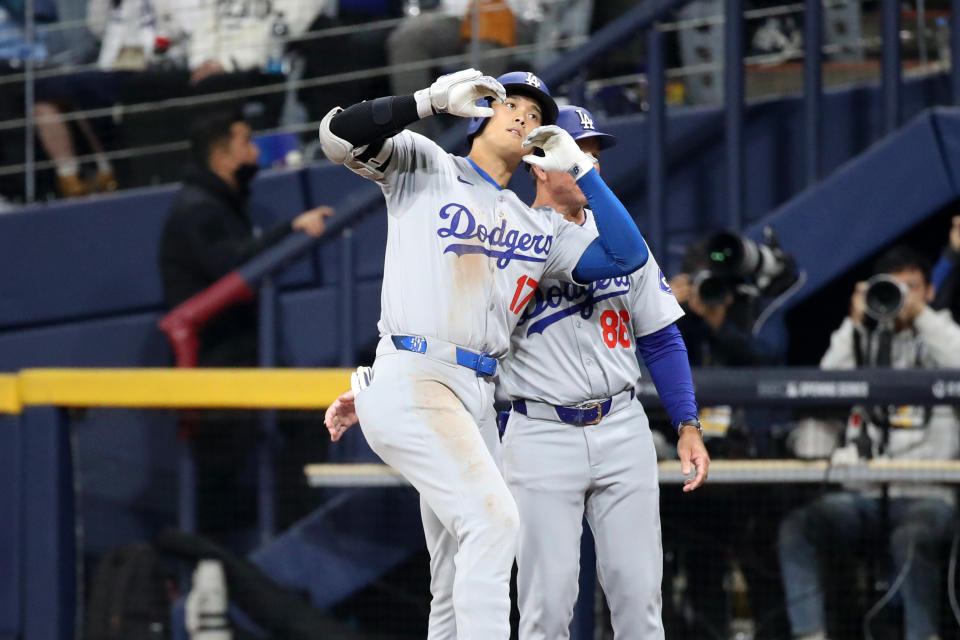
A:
317 68 506 174
522 125 648 282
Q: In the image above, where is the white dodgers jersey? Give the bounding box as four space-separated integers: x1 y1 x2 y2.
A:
499 210 684 405
367 131 596 358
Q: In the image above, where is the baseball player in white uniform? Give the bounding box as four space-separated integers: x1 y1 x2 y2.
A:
318 70 651 639
499 105 710 639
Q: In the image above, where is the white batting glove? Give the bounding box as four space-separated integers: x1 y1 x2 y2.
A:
522 125 596 180
414 68 506 119
350 366 372 394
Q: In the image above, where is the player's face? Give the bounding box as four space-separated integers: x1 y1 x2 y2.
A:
480 94 544 160
541 137 601 207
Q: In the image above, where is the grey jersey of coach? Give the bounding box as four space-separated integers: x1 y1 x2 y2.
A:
368 130 596 357
498 209 684 405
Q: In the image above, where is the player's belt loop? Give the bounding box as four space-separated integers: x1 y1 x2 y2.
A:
455 348 498 377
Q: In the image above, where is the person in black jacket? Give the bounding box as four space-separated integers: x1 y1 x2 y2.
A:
159 110 332 545
161 110 332 366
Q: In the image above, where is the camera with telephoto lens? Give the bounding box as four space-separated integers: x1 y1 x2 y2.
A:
693 227 798 304
863 274 906 323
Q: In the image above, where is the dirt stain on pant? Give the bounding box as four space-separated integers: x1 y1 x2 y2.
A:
413 379 488 482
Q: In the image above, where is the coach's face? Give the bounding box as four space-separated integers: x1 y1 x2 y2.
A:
533 137 601 208
480 94 543 162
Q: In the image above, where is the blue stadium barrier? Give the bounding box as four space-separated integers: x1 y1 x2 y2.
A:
747 107 960 303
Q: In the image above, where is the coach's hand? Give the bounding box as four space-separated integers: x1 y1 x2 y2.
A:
415 68 506 119
677 426 710 492
522 125 596 180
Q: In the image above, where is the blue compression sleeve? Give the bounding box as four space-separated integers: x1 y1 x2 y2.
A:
572 170 648 282
636 323 698 430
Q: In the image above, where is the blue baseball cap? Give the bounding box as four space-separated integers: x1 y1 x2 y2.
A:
466 71 559 141
555 105 617 149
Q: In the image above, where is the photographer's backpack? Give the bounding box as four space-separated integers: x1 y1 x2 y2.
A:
84 542 171 639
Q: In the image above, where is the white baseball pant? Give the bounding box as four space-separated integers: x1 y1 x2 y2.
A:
354 336 517 640
501 398 664 640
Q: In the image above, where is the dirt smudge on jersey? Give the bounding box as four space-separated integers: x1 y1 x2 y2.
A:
448 251 490 330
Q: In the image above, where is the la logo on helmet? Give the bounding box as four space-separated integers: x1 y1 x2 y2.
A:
525 72 542 88
576 108 595 130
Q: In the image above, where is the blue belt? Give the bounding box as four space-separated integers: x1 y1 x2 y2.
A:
391 335 498 377
511 390 635 426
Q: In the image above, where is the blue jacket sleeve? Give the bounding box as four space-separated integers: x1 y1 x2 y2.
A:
635 323 698 430
932 251 958 293
572 170 648 282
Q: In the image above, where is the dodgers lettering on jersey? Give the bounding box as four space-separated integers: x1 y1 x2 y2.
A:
499 210 684 405
356 130 596 358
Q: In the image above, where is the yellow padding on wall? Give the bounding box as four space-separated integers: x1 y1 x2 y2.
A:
0 374 20 414
18 369 352 409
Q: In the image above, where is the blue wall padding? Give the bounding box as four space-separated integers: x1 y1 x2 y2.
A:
0 312 169 371
250 487 424 610
0 184 177 330
279 281 382 366
746 109 959 302
931 106 960 192
72 408 179 555
246 168 315 288
0 278 383 372
0 416 20 634
0 169 320 333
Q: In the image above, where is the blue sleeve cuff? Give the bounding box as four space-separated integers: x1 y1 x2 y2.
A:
636 323 698 430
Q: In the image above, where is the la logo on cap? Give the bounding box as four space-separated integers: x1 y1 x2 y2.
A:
576 108 595 130
525 72 542 88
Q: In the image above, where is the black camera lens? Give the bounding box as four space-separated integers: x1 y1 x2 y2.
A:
864 274 905 321
706 232 746 275
694 272 731 305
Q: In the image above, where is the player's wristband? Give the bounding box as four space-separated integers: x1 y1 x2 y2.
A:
568 154 597 181
413 89 435 119
678 418 703 436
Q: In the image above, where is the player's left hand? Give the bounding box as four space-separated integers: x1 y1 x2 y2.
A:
325 390 358 442
677 426 710 492
324 366 372 442
522 125 596 180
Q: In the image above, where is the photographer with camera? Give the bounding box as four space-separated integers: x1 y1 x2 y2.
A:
671 230 791 368
660 231 791 638
778 246 960 640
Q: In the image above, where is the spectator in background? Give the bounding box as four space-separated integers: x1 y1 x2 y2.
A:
778 246 960 640
160 110 333 366
31 0 331 196
932 215 960 324
159 111 332 543
386 0 541 135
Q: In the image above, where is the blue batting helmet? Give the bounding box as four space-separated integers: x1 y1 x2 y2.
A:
465 71 559 141
555 105 617 149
